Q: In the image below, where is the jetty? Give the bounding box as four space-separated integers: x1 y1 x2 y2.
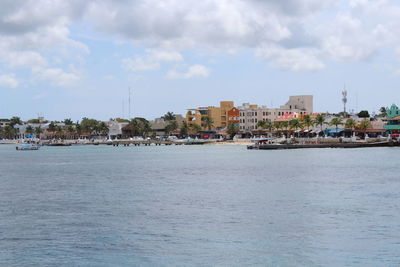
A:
248 140 400 150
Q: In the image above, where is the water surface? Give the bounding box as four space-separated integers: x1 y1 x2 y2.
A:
0 145 399 266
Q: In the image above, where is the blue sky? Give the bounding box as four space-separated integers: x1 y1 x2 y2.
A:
1 0 400 121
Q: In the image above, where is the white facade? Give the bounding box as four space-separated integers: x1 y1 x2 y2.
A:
238 95 314 133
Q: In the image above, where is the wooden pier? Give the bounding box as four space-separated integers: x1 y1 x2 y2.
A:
112 140 177 146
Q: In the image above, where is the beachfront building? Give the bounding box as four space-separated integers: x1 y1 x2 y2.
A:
186 101 234 129
238 103 266 134
150 114 185 136
227 107 240 126
238 95 314 134
107 121 129 139
384 104 400 134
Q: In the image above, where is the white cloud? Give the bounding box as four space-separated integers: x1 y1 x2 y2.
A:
32 67 80 86
166 64 210 79
2 0 400 76
0 74 19 88
257 45 324 72
122 57 160 72
122 49 183 72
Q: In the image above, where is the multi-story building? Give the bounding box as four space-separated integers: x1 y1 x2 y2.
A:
238 95 314 134
238 103 266 133
186 101 234 129
227 107 240 126
384 104 400 133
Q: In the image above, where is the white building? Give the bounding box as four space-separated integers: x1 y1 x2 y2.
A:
238 95 314 134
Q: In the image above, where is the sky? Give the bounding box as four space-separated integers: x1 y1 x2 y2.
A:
1 0 400 121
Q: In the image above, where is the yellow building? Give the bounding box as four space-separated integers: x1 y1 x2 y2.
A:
186 101 234 129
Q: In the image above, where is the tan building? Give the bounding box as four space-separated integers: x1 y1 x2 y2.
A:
186 101 234 129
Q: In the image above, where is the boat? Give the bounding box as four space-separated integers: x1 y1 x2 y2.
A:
16 140 40 150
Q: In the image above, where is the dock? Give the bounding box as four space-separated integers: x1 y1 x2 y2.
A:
248 141 400 150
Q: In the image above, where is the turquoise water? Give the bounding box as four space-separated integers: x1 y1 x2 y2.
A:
0 144 399 266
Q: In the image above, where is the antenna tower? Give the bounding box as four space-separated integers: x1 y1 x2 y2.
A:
342 87 347 115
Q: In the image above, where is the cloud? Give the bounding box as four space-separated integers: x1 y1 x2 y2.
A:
166 64 210 79
32 67 80 86
122 49 183 72
0 73 19 88
2 0 400 76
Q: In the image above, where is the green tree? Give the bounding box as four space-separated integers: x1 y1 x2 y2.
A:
35 126 43 139
357 119 371 139
201 116 214 130
9 116 22 127
64 118 74 125
180 121 189 137
227 123 239 139
358 110 370 118
289 119 300 137
25 125 34 135
126 117 151 137
4 125 16 139
189 123 201 135
163 112 176 121
329 117 343 135
345 118 356 136
48 122 56 132
165 120 178 136
314 114 326 133
301 115 314 132
379 107 387 117
27 119 40 123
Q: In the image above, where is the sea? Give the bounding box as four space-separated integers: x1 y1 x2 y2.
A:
0 144 399 266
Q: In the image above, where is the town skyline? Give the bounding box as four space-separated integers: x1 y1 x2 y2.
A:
1 1 400 120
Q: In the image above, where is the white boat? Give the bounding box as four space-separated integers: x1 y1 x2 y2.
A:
16 140 40 150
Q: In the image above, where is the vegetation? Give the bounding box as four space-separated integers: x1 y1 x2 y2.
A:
163 112 176 121
357 119 372 138
344 118 356 136
357 110 370 118
201 116 214 130
314 114 326 133
125 117 151 137
227 123 239 139
300 115 314 131
329 117 343 134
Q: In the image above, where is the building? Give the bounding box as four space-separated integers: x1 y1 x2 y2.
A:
384 104 400 133
238 103 265 133
150 114 185 136
227 107 240 126
186 101 234 129
238 95 314 134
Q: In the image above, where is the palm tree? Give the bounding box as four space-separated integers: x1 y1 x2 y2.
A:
227 123 239 139
163 112 176 121
329 117 343 136
256 120 268 133
301 115 314 132
314 114 326 134
189 123 201 135
273 121 282 136
4 125 16 139
201 116 214 130
345 118 356 137
63 118 74 125
180 121 189 137
165 120 178 136
25 125 34 136
35 126 43 139
9 116 22 127
357 119 371 139
289 119 300 137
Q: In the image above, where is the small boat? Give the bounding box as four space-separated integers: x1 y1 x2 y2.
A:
16 140 40 151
